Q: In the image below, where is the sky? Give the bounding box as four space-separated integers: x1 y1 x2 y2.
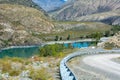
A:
63 0 67 1
32 0 67 11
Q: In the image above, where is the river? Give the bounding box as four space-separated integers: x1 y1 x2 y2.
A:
0 42 92 58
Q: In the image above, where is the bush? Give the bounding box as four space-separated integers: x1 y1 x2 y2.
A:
67 34 70 40
104 42 115 49
11 57 24 63
55 36 59 41
29 68 52 80
0 60 11 73
39 44 65 57
9 70 21 76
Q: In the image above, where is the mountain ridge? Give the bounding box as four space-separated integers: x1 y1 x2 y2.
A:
49 0 120 25
0 0 112 48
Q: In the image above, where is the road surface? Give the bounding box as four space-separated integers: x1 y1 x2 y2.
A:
83 54 120 80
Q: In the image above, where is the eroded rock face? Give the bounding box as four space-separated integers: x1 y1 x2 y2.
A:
74 10 120 25
0 22 14 41
112 18 120 25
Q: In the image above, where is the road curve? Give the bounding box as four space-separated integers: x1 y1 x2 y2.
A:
83 54 120 80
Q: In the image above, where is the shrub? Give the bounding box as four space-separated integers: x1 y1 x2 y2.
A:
0 61 11 73
39 44 65 57
11 57 24 63
9 70 21 76
55 36 59 41
104 42 115 49
29 68 52 80
67 34 70 40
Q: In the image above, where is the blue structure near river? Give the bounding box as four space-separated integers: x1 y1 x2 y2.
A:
64 42 91 48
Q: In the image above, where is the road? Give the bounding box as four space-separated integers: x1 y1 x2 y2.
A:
45 39 95 44
83 54 120 80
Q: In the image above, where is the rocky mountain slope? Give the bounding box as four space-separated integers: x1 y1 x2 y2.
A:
54 21 111 32
0 4 54 47
74 10 120 25
0 0 42 10
0 0 112 48
50 0 120 25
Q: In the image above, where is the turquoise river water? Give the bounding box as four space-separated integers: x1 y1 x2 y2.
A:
0 42 91 58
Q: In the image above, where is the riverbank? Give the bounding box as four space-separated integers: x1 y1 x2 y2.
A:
0 39 95 51
45 39 95 44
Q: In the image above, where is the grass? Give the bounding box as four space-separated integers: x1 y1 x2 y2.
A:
35 21 111 41
0 47 77 80
0 4 54 47
38 29 110 41
0 0 42 10
29 67 53 80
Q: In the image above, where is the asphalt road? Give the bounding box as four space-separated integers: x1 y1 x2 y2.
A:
83 54 120 80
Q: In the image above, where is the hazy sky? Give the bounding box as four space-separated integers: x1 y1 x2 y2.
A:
63 0 67 1
32 0 67 11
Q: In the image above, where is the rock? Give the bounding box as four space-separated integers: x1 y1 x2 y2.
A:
102 32 120 48
112 17 120 25
11 62 23 70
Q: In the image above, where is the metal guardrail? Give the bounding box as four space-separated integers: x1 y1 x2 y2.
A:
59 48 120 80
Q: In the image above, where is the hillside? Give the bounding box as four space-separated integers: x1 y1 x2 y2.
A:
41 21 111 41
54 21 111 32
0 1 112 48
0 0 42 10
50 0 120 25
0 4 54 48
74 10 120 25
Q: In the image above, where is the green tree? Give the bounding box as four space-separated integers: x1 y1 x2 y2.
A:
67 34 70 40
55 36 59 41
39 44 65 57
60 37 62 40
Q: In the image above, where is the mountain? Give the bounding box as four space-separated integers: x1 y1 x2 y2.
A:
0 0 112 48
74 10 120 25
0 0 42 10
0 4 54 48
50 0 120 25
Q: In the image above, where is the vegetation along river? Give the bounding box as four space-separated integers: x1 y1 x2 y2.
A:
0 42 92 58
